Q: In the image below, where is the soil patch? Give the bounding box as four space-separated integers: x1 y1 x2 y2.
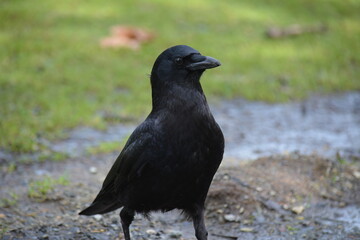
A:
1 153 359 240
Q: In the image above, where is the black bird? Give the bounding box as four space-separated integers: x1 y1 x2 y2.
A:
79 45 224 240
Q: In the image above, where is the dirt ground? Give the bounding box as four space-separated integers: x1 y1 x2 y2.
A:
1 152 359 240
1 92 360 239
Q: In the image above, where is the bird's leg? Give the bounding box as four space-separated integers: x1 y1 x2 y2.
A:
192 206 208 240
120 207 135 240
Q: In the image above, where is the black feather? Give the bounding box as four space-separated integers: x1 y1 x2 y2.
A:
79 45 224 240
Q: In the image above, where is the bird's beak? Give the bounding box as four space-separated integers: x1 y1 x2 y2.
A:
186 55 221 71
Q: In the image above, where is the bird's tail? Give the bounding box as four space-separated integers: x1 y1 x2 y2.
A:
79 200 122 216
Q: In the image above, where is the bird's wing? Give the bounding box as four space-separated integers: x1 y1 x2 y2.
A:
79 121 158 215
93 121 157 202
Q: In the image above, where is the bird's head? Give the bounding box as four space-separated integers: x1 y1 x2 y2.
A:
150 45 221 89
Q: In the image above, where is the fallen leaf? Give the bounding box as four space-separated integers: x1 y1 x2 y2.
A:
100 25 155 50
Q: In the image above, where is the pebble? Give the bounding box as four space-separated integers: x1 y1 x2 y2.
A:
146 229 157 235
93 214 102 221
111 224 119 230
239 207 245 214
242 219 252 225
168 230 182 238
41 234 49 239
240 227 253 232
216 209 224 214
89 166 97 174
224 214 240 222
222 174 230 180
291 205 305 214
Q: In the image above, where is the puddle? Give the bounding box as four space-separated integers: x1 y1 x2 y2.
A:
214 91 360 162
50 125 135 157
4 92 358 163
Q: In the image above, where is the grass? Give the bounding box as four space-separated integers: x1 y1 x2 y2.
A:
0 0 359 153
0 192 19 208
27 175 70 201
87 140 123 155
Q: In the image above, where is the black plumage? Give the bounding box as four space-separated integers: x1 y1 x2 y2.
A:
79 45 224 240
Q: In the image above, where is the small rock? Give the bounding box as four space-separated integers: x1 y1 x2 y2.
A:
216 209 224 214
256 187 263 192
353 171 360 179
0 213 6 218
222 174 230 180
300 220 311 227
291 205 305 214
93 214 102 221
41 234 49 239
111 224 119 230
224 214 240 222
168 230 182 238
89 166 97 174
243 219 252 225
240 227 253 232
239 207 245 214
146 229 157 235
269 190 276 196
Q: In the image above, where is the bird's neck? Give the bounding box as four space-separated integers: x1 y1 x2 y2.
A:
151 82 208 114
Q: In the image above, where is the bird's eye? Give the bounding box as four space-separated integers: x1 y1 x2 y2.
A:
174 57 183 65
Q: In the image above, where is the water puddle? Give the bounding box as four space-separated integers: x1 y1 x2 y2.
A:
50 125 135 157
45 92 360 163
214 92 360 162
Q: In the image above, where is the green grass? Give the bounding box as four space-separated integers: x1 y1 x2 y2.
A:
0 192 19 208
1 0 359 152
87 140 123 155
27 175 70 201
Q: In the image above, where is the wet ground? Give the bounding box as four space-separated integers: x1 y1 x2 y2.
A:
1 92 360 239
45 91 360 162
216 91 360 162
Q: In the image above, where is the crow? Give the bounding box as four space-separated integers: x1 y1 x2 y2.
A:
79 45 224 240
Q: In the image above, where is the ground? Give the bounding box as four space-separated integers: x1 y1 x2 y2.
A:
1 93 360 240
1 152 359 240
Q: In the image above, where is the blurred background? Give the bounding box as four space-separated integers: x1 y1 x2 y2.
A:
1 0 359 154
